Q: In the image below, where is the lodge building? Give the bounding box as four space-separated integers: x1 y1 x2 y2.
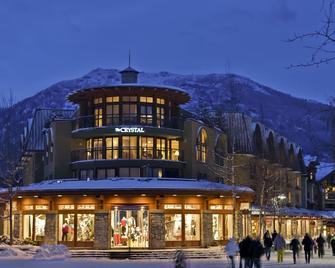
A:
1 65 333 249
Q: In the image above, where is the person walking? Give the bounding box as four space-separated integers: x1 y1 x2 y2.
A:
327 233 332 249
302 233 313 264
263 230 273 261
272 229 278 242
290 235 301 264
316 233 326 258
274 233 285 263
331 235 335 256
239 236 252 268
62 222 69 241
250 236 264 268
225 237 239 268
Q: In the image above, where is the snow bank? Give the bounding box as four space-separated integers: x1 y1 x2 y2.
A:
33 244 70 260
0 245 28 258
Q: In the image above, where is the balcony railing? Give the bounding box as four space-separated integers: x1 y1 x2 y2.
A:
72 115 181 130
71 146 183 162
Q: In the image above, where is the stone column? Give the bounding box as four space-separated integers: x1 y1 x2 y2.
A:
149 210 165 249
94 210 110 249
201 210 213 248
44 211 58 244
13 211 22 239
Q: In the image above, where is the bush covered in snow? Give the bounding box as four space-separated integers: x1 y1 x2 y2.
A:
33 244 70 260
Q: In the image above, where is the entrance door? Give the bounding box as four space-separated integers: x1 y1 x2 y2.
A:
111 206 149 248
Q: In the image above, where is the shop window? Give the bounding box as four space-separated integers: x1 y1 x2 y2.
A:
169 140 180 161
94 108 103 127
185 214 200 241
77 204 95 210
119 167 140 177
184 204 200 210
140 105 153 125
140 137 154 159
157 106 165 127
165 214 182 241
225 214 234 239
106 103 120 125
156 138 166 159
140 96 153 103
23 214 33 239
59 214 75 241
224 205 233 210
77 214 95 241
210 205 223 210
93 138 103 159
23 205 34 210
106 137 119 159
58 204 75 210
122 136 137 159
111 206 149 248
35 205 48 210
164 204 182 210
35 214 46 241
196 128 208 162
213 214 224 240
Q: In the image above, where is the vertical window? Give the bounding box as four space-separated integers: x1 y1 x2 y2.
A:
140 137 154 159
122 136 137 159
35 214 46 241
213 214 224 240
225 214 233 239
93 138 103 159
77 214 95 241
165 214 182 241
23 214 33 239
106 97 119 125
86 139 92 160
157 98 165 105
80 169 94 180
185 214 200 241
94 108 103 127
106 137 119 159
140 96 153 103
169 140 180 161
156 106 165 127
215 135 225 166
122 96 137 124
156 138 166 159
196 128 208 162
59 214 75 242
140 105 153 125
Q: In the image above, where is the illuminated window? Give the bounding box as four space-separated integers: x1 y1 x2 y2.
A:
35 205 48 210
94 97 103 104
86 139 92 160
59 213 75 241
185 214 200 241
196 128 208 162
106 96 119 103
165 214 182 241
35 214 46 241
169 140 180 161
210 205 223 210
296 177 301 188
122 96 137 102
106 137 119 159
93 138 103 159
213 214 224 240
225 214 233 239
23 205 34 210
122 136 137 159
106 103 119 125
164 204 182 210
184 204 201 210
140 105 153 125
140 137 154 159
240 203 250 210
77 214 94 241
157 98 165 105
94 108 103 127
58 204 75 210
156 138 166 159
224 205 233 210
156 107 165 127
77 204 95 210
140 96 153 103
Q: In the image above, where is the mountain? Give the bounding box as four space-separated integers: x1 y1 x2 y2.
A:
0 67 333 175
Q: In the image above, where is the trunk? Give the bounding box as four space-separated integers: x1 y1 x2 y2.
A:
9 187 13 245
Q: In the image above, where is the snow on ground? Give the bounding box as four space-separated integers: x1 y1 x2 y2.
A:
0 249 335 268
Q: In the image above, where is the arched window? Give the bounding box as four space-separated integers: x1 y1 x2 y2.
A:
196 128 208 162
215 135 226 166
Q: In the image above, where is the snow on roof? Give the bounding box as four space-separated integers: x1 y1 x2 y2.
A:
316 162 335 181
16 177 253 194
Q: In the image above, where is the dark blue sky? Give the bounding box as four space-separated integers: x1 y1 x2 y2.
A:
0 0 333 103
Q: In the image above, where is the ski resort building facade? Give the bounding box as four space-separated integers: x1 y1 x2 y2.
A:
0 66 332 249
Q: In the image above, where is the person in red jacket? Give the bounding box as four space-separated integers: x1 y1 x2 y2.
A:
62 222 69 241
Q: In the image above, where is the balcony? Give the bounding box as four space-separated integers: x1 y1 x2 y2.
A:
72 115 182 130
71 146 183 162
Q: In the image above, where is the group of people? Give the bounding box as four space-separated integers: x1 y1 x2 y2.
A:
224 230 335 268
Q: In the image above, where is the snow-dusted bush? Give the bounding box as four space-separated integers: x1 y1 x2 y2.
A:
0 245 27 258
33 244 70 260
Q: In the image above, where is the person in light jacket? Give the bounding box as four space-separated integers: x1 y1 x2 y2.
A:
225 238 239 268
274 233 286 263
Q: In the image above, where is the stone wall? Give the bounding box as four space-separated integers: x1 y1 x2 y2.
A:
44 211 58 244
149 210 165 249
201 210 213 247
13 212 22 239
94 210 110 249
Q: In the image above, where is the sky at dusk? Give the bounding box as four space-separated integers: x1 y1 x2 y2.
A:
0 0 334 103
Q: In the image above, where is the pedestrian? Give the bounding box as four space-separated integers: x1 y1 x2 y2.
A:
174 250 187 268
62 222 69 241
250 236 264 268
263 230 273 261
239 236 252 268
273 232 285 263
290 235 301 264
302 233 313 264
225 237 239 268
331 235 335 256
272 229 278 242
316 233 326 258
312 238 317 256
327 233 332 249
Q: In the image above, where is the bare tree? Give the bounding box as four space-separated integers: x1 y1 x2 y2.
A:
288 0 335 67
0 90 21 245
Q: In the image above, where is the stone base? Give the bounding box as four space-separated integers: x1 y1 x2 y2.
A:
149 210 165 249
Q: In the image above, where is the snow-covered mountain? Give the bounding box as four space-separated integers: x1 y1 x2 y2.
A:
0 67 333 175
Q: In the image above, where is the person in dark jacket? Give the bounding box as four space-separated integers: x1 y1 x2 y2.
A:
316 233 326 258
239 236 252 268
263 230 273 261
290 236 301 264
302 233 313 264
331 236 335 256
250 236 264 268
272 230 278 242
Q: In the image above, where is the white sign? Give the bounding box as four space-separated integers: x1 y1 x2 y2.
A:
115 127 145 133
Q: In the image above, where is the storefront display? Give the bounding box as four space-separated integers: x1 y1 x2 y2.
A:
77 214 94 241
185 214 200 241
59 213 75 241
23 213 46 241
111 206 149 248
35 214 46 241
165 214 182 241
212 214 224 240
23 214 33 239
225 214 233 239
